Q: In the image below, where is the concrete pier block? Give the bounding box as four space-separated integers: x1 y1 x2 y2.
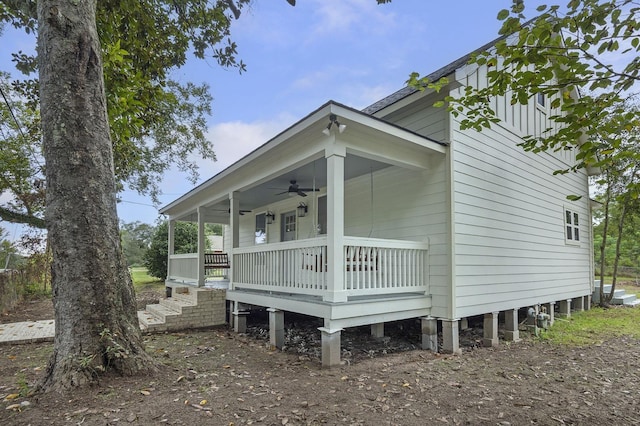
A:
232 304 249 333
268 308 284 350
459 317 469 330
543 302 555 326
319 327 342 367
421 317 438 352
583 295 591 311
441 319 461 355
504 309 520 342
483 312 499 347
558 299 572 318
371 323 384 339
573 296 585 311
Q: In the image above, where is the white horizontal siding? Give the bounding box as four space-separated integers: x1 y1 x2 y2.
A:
449 74 592 317
343 164 449 317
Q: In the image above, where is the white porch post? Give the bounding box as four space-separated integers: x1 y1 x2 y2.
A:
325 147 347 302
167 219 175 279
229 192 240 288
197 206 206 287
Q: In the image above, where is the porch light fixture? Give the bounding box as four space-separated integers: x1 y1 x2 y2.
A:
265 211 275 224
297 202 308 217
321 113 346 135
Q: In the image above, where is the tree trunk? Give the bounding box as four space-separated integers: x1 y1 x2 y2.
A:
598 176 612 306
37 0 158 392
609 201 627 301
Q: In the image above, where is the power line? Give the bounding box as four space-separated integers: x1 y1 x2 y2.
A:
118 200 157 208
0 83 28 143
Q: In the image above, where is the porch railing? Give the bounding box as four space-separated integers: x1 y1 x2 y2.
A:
343 237 429 296
232 236 429 298
233 237 328 296
168 253 198 282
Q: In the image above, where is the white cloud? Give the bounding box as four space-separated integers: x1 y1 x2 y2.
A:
290 69 333 91
197 114 295 177
346 83 399 110
310 0 397 37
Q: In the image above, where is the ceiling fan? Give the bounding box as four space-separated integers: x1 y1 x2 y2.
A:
275 180 319 197
212 208 252 216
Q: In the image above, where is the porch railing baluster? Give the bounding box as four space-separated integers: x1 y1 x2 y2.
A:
224 236 428 298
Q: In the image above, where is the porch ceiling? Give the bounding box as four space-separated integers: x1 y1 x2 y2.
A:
161 101 447 222
206 154 390 213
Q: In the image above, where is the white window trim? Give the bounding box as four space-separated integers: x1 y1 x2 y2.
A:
564 207 580 246
536 92 548 114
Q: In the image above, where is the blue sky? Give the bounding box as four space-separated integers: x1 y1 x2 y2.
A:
0 0 547 239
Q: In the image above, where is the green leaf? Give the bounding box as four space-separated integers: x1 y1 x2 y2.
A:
497 9 510 20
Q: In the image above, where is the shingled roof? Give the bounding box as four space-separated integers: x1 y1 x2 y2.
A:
361 33 509 115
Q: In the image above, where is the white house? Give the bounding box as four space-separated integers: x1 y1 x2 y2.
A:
159 39 595 366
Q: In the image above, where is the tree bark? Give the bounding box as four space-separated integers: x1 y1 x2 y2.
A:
598 178 611 306
37 0 158 392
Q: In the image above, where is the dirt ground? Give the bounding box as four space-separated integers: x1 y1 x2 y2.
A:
1 294 640 425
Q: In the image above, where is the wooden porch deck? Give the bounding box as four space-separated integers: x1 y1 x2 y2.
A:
226 287 432 330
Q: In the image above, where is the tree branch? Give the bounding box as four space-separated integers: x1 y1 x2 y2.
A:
0 206 45 228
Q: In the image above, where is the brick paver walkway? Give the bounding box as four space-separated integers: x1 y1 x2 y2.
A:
0 320 55 344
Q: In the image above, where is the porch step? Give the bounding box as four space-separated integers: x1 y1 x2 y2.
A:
593 283 640 307
613 294 638 306
144 303 181 323
137 286 228 333
593 285 625 301
160 297 195 313
137 310 165 331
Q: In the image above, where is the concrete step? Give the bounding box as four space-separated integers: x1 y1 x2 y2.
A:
144 303 180 322
613 289 627 298
594 284 617 293
171 291 197 304
137 310 165 331
594 286 628 301
160 298 195 314
613 293 638 306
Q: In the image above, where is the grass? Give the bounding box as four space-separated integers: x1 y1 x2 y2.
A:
130 267 164 292
540 306 640 346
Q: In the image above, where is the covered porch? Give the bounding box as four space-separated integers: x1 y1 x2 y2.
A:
160 101 447 365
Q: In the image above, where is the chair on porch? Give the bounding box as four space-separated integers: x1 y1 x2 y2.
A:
204 252 230 277
345 246 379 272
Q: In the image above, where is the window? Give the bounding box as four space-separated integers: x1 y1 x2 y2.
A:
565 208 580 243
536 92 545 107
281 211 297 241
255 213 266 245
